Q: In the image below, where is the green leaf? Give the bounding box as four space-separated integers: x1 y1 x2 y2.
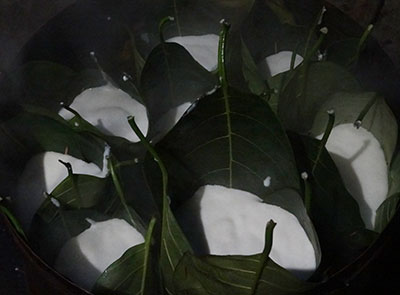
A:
16 61 76 109
38 175 110 223
93 218 160 295
65 107 146 162
93 244 147 295
173 253 315 295
156 59 322 268
388 152 400 197
29 209 108 265
241 0 309 61
288 133 376 277
226 36 269 96
140 41 217 138
107 157 148 234
374 193 400 233
0 204 27 240
3 106 106 168
310 92 398 164
11 62 106 111
278 62 361 134
159 86 300 201
128 117 192 294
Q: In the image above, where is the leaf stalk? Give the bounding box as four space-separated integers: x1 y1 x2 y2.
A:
312 109 335 174
141 216 157 294
108 157 136 226
217 20 231 98
250 220 276 295
58 160 83 208
354 95 377 129
159 16 175 43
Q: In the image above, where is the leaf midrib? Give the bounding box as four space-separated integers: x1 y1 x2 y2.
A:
223 92 233 187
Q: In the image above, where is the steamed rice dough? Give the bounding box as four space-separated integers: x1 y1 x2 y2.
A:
58 84 148 142
176 185 318 280
54 218 145 291
166 34 219 72
317 123 388 229
14 151 109 231
258 51 304 77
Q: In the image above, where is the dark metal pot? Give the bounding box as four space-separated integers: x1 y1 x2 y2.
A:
1 1 400 294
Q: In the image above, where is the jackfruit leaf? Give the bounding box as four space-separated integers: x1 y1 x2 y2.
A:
14 61 76 110
159 86 300 203
242 49 268 96
288 133 377 278
112 163 160 224
156 86 321 261
310 92 398 164
140 42 217 139
37 175 111 223
265 71 291 114
241 0 308 61
140 153 194 293
67 68 106 99
375 193 400 233
158 199 192 294
2 105 105 168
374 151 400 233
132 118 193 294
67 111 145 162
278 62 361 134
173 252 315 295
0 205 27 240
12 61 105 111
226 36 268 96
388 152 400 197
29 209 109 266
93 218 160 295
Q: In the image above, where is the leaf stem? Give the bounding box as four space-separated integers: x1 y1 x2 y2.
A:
354 94 377 129
312 109 335 174
297 29 328 102
141 216 157 294
58 160 82 208
217 20 231 98
303 6 327 56
159 16 175 43
128 117 168 205
251 220 276 295
345 24 374 67
280 43 300 93
356 24 374 62
108 157 136 226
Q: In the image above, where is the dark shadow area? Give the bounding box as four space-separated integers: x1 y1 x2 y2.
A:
175 188 210 255
329 139 370 226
